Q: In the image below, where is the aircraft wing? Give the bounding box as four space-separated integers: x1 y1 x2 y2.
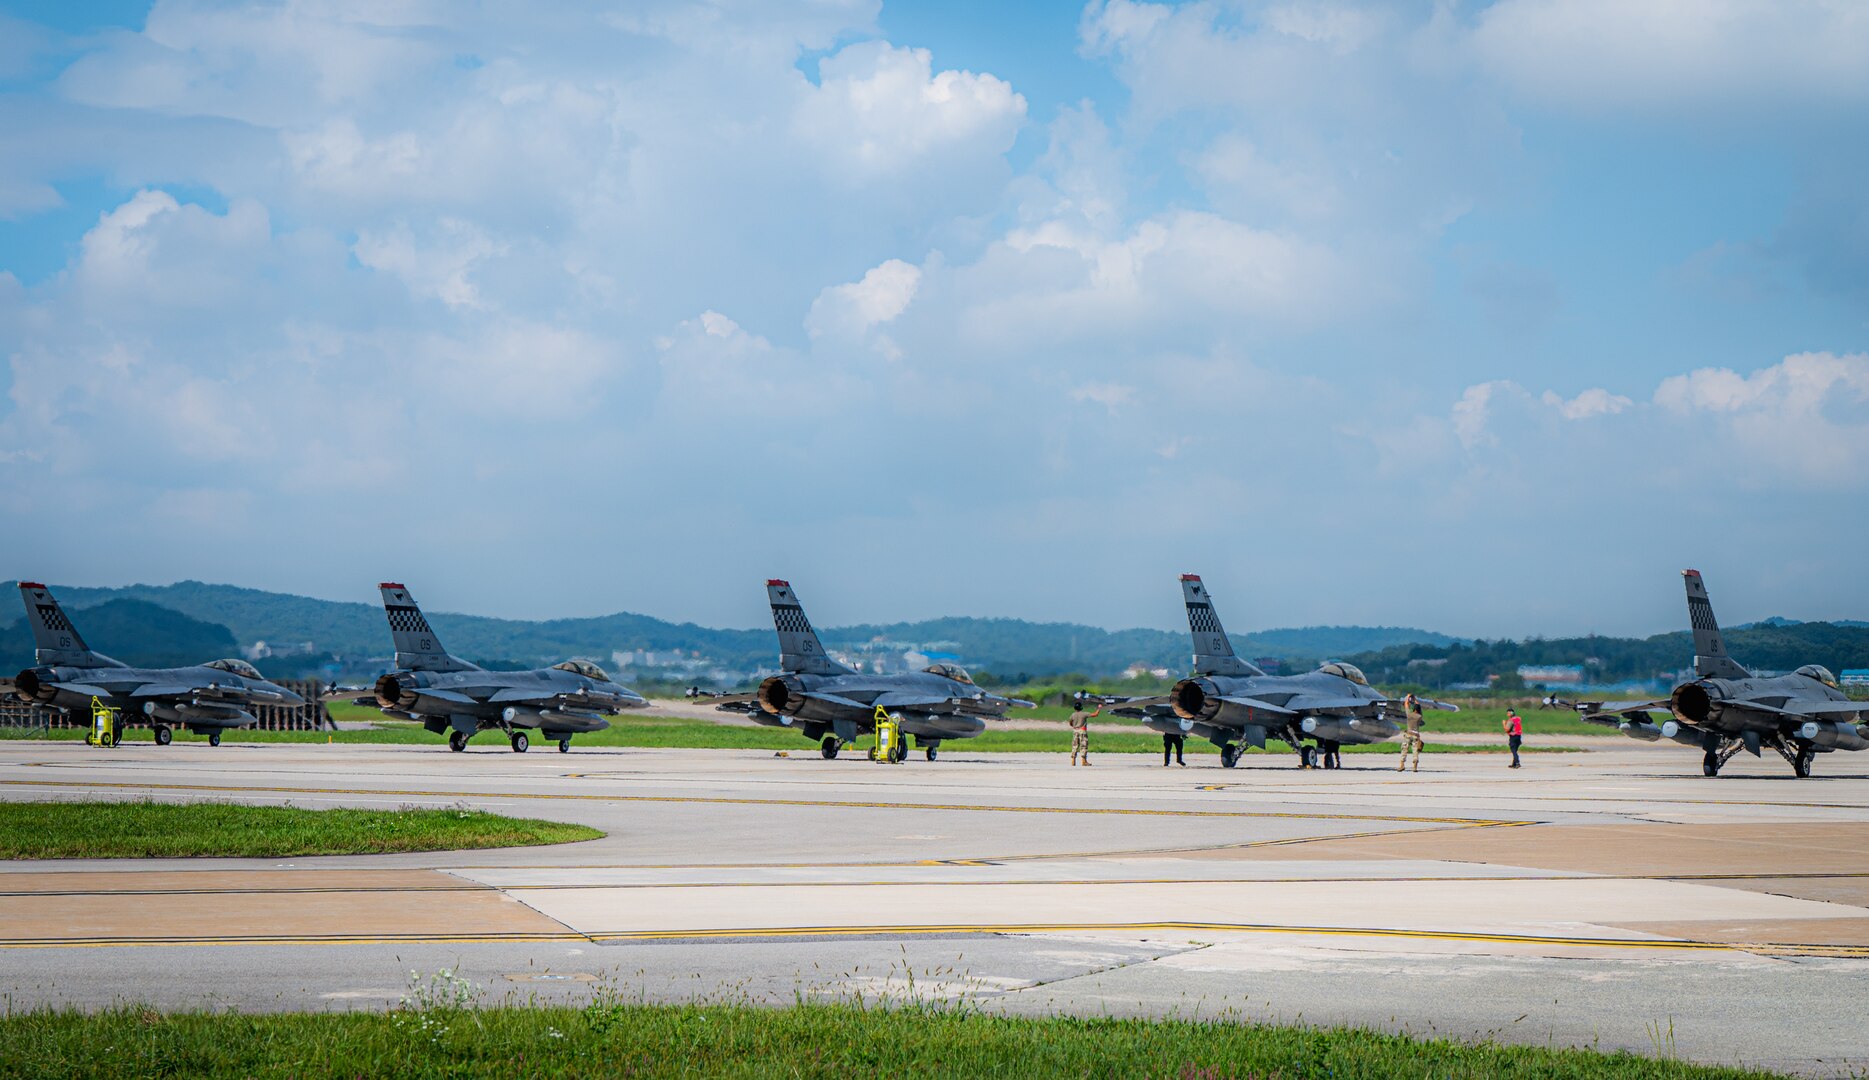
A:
800 691 869 710
1214 695 1298 717
414 688 477 705
1282 695 1378 713
487 688 543 703
1109 696 1171 711
123 683 204 699
873 691 963 709
1576 700 1670 720
1747 699 1866 718
40 681 114 700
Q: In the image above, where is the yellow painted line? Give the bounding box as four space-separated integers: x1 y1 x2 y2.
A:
0 931 584 951
579 921 1869 956
0 778 1531 827
4 920 1865 958
9 868 1862 900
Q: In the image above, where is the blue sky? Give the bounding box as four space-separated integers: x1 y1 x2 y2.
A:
0 0 1865 637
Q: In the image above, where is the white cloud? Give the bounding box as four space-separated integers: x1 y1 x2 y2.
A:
1541 387 1633 420
1473 0 1869 110
805 259 921 341
794 42 1026 180
353 218 502 309
1070 381 1136 413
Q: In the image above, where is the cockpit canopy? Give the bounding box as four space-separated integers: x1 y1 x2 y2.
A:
553 659 610 681
1317 661 1368 686
923 662 974 685
204 658 263 680
1795 664 1838 687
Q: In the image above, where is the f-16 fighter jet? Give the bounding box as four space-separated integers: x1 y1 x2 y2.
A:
711 580 1033 760
369 584 647 753
6 582 302 746
1113 575 1457 768
1573 570 1864 778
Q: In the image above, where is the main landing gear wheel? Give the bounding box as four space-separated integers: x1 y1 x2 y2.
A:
820 736 840 760
1794 746 1815 778
110 729 121 747
448 730 468 753
1297 746 1315 769
558 739 571 754
510 732 529 753
1702 749 1720 777
925 746 937 761
207 731 221 747
153 725 172 746
1219 744 1240 769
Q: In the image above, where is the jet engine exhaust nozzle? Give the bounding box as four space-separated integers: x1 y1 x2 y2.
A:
757 675 805 716
13 669 55 704
1671 682 1715 724
1171 678 1220 722
375 673 418 711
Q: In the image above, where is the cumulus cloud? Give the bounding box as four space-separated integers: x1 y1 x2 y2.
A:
1541 387 1633 420
794 42 1026 181
0 1 1865 633
805 259 921 342
1472 0 1869 110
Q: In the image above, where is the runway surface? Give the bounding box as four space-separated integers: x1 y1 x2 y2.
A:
3 737 1867 1075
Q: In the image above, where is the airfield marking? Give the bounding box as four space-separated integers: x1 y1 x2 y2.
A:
2 921 1863 958
13 868 1863 900
0 778 1533 827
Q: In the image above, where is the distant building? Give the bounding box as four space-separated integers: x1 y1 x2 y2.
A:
1252 657 1284 675
1841 669 1869 686
1123 663 1172 679
1517 664 1584 686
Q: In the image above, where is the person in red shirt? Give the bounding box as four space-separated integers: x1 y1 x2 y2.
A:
1503 708 1524 769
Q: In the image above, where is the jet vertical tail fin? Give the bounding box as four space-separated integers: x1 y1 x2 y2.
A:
766 580 855 676
16 583 119 668
1683 570 1749 679
379 584 479 673
1180 575 1263 677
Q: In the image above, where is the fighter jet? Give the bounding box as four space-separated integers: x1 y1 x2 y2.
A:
1112 575 1457 768
368 583 648 753
709 580 1033 760
1572 570 1865 778
5 582 302 746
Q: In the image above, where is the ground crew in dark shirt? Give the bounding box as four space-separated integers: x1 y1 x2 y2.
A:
1504 708 1523 769
1162 731 1185 766
1320 740 1341 769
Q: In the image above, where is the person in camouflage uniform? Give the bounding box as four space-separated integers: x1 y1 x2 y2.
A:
1069 699 1099 766
1398 691 1425 772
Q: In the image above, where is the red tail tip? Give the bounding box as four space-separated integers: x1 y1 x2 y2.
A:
1682 569 1700 578
1179 573 1202 582
19 581 46 590
379 582 406 590
766 579 790 587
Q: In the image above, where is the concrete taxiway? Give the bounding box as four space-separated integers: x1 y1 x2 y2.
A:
2 738 1867 1075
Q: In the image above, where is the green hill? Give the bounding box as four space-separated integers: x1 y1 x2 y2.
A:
0 599 240 671
0 581 1455 678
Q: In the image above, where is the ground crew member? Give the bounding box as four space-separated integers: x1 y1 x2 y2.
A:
1504 707 1523 769
1398 691 1425 772
1069 700 1099 766
1320 740 1341 769
1162 731 1185 767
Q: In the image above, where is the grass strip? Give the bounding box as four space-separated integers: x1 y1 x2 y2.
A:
0 800 601 860
0 1000 1779 1079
